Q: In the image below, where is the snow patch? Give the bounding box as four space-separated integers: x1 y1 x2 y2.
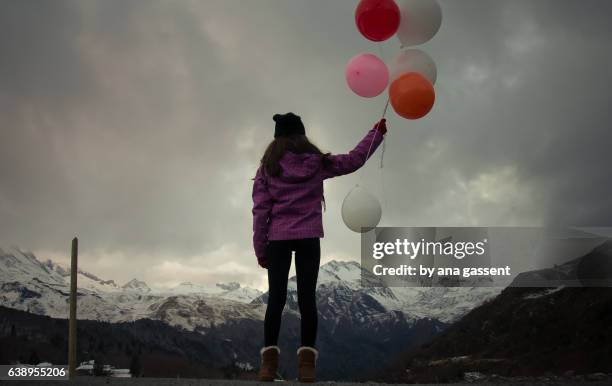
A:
523 286 565 299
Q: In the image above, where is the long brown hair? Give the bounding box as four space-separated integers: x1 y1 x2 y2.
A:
261 135 332 177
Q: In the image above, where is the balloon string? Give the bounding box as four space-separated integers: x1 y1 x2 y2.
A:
380 135 386 168
379 97 389 221
384 158 388 208
379 97 389 168
363 97 389 169
381 97 390 118
378 40 389 170
359 96 390 188
359 43 389 183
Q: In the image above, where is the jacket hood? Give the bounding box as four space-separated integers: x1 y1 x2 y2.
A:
277 152 322 182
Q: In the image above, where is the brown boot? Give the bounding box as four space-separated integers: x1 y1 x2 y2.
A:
297 346 318 383
258 346 280 381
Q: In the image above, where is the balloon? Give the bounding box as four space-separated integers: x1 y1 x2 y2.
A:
355 0 401 42
342 185 382 233
389 72 435 119
345 53 389 98
397 0 442 47
390 48 437 85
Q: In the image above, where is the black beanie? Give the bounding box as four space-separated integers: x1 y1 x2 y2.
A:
273 112 306 138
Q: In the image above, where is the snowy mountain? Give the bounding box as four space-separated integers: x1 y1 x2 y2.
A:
0 247 264 326
160 280 262 303
167 281 220 295
254 259 501 324
42 258 121 293
0 247 502 380
0 247 499 329
4 243 610 380
121 278 151 293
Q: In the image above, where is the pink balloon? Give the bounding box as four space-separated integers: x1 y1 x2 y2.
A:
345 53 389 98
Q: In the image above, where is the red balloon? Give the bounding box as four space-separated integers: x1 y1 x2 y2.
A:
389 72 435 120
355 0 401 42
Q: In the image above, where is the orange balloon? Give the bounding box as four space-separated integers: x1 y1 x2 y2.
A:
389 72 435 119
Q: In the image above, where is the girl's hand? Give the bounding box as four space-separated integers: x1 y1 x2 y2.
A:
375 118 387 135
258 257 268 269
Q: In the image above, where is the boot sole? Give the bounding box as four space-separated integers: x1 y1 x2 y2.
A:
298 377 316 383
258 376 275 382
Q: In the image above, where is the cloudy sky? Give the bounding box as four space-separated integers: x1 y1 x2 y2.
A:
1 0 611 290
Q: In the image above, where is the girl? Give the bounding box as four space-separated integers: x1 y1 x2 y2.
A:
252 112 386 382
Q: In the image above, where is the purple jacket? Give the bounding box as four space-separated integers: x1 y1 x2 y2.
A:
252 127 384 259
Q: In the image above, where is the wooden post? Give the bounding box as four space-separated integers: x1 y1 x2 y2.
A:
68 237 78 379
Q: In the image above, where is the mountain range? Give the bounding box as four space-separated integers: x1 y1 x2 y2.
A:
0 246 500 379
377 241 612 383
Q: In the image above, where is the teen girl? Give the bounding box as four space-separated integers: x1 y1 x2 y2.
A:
252 112 386 382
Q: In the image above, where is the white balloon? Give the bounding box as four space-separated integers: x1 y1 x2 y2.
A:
397 0 442 47
341 186 382 233
390 48 437 84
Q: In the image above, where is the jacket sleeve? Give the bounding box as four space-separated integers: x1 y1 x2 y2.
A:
252 167 272 260
322 128 385 179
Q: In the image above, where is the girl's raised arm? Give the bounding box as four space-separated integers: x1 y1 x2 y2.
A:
322 119 387 179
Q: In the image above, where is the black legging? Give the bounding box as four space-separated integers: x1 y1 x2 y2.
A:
264 238 320 348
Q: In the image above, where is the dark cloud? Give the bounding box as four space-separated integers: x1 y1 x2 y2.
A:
1 0 611 286
0 1 90 100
